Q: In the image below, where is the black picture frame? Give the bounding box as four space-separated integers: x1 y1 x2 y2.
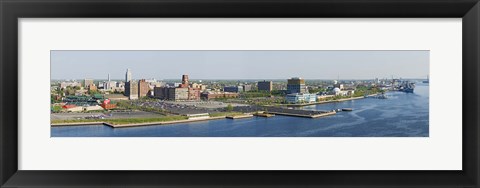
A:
1 0 479 187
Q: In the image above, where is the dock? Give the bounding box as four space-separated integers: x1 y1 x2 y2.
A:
253 113 275 118
226 114 254 119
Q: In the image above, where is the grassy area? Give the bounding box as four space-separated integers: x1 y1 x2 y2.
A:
51 119 104 124
209 112 244 117
51 116 188 125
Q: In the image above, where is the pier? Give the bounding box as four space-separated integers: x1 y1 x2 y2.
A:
226 114 254 119
253 112 275 118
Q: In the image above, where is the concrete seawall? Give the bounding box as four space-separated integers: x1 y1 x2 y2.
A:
270 111 336 118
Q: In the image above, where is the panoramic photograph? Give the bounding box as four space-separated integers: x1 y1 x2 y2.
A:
50 50 429 137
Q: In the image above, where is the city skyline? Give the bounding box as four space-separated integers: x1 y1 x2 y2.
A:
51 50 429 80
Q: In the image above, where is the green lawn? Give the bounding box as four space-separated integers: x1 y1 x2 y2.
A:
209 112 244 117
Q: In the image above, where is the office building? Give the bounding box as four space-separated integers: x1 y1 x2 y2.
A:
258 80 273 92
287 77 306 94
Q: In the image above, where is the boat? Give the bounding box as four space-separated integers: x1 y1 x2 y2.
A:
342 108 353 111
398 81 415 93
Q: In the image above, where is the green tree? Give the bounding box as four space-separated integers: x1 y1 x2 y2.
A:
226 104 233 112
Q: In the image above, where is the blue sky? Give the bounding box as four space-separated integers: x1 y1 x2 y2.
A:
51 50 429 80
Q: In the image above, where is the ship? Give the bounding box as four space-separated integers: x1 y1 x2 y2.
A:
398 81 415 93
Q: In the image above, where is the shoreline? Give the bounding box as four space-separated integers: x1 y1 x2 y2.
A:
50 94 384 128
51 110 337 128
284 94 379 107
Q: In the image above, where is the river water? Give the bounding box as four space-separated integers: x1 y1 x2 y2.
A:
51 84 429 137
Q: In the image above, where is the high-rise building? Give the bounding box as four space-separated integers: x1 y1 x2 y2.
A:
125 81 138 100
257 80 273 92
287 77 306 94
125 69 132 83
138 79 150 97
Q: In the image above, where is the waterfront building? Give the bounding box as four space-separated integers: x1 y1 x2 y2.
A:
84 79 94 87
287 77 307 94
317 94 335 101
224 86 243 93
257 80 273 92
285 93 317 104
138 79 150 97
333 87 355 96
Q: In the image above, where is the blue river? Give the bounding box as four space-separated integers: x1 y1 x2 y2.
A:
51 84 429 137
